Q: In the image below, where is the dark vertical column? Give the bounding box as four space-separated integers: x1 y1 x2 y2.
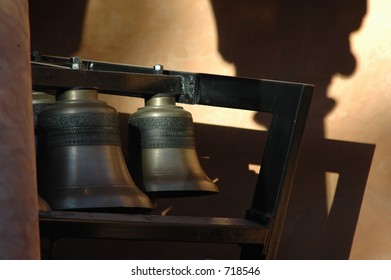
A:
0 0 40 259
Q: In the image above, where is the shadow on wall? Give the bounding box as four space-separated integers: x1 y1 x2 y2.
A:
210 0 374 259
29 0 88 55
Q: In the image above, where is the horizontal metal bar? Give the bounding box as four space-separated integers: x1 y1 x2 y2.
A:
196 73 313 111
32 66 184 97
39 211 268 245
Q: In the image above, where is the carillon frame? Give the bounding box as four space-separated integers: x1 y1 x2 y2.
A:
33 54 314 259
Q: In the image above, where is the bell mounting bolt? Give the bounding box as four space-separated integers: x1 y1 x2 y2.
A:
70 57 82 70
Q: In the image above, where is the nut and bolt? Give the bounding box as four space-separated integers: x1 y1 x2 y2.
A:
70 57 82 70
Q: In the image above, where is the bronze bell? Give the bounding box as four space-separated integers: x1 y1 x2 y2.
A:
33 91 55 150
127 93 219 196
33 91 56 130
36 88 154 211
33 91 55 211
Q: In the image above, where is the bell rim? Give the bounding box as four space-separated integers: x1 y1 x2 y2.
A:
39 185 155 210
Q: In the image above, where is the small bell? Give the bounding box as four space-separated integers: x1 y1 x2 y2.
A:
127 93 219 196
37 88 154 211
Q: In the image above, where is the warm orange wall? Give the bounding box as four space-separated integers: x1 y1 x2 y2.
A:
30 0 390 259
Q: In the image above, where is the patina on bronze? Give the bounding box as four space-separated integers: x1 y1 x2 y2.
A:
37 88 153 211
128 93 219 196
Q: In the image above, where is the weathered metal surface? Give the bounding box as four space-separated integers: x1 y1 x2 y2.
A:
128 94 219 195
37 89 153 211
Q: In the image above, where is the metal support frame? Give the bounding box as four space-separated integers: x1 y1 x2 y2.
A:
34 55 313 259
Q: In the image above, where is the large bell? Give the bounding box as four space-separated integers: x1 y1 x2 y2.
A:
36 88 154 211
32 91 55 211
127 93 219 196
32 90 56 131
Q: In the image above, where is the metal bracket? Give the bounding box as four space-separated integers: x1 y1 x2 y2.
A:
33 53 314 259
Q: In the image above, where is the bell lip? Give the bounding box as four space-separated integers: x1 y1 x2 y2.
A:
139 178 219 197
39 185 155 211
38 196 51 211
145 190 219 198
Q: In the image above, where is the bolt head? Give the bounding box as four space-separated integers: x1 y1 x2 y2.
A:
70 57 82 69
153 64 164 72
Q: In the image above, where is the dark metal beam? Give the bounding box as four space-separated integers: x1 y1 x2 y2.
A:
39 211 268 245
32 66 184 97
